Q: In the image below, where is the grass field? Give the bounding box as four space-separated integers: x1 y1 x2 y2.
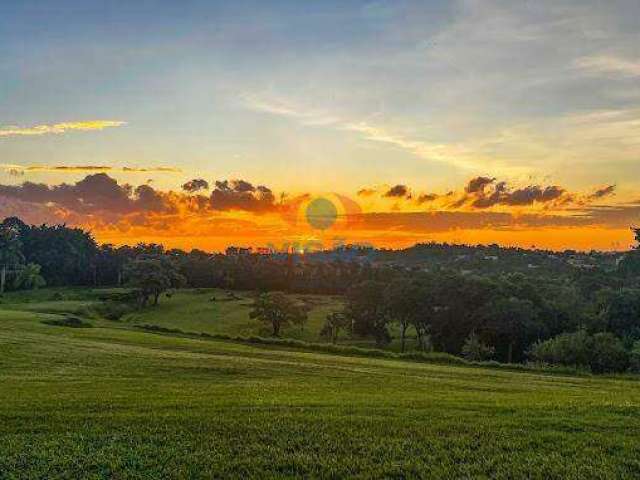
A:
121 289 344 342
2 290 640 478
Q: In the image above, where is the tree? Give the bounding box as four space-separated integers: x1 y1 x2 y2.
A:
13 263 46 290
17 223 98 286
249 292 307 337
345 281 391 347
484 296 537 363
320 312 350 344
590 332 629 373
384 278 423 352
125 255 185 307
0 223 24 294
461 332 494 361
595 288 640 340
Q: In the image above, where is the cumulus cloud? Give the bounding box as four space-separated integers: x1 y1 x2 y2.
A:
210 179 277 213
359 176 616 212
0 121 126 137
0 173 172 216
384 184 410 198
465 177 496 194
182 178 210 193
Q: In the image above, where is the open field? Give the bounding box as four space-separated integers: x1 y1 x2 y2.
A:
1 290 640 478
121 289 344 343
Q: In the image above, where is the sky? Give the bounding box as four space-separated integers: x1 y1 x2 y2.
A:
1 0 639 252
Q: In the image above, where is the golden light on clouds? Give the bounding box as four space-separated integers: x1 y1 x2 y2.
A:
0 120 126 137
0 172 636 253
1 164 181 175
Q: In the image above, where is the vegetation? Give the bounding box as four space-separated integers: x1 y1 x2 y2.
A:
1 303 640 478
125 255 185 306
2 217 640 373
249 291 307 336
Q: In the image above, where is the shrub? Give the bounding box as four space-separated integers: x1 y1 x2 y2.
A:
629 341 640 373
41 317 93 328
528 330 629 373
93 301 134 321
461 332 495 361
590 333 629 373
528 329 592 368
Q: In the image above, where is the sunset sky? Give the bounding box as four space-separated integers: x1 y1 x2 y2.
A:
1 0 639 251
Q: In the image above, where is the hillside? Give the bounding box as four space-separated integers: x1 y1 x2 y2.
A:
1 298 640 478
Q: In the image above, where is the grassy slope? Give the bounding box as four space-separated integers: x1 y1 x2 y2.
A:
1 304 640 478
122 289 345 343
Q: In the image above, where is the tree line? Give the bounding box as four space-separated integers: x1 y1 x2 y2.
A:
2 216 640 372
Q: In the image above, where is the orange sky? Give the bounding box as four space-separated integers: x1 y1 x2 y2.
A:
0 172 638 252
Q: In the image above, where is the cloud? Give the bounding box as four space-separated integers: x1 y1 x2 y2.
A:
383 184 410 198
575 55 640 78
182 179 209 193
357 188 377 197
359 176 615 212
210 179 277 213
1 164 181 174
588 185 616 200
416 193 438 204
241 94 512 173
1 173 635 253
0 121 126 137
465 177 496 194
0 173 172 216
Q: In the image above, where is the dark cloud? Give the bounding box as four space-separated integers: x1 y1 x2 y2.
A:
0 173 132 214
465 176 495 193
0 173 173 216
384 184 410 198
588 185 616 200
470 183 566 208
350 211 594 234
210 179 277 213
416 193 438 204
134 184 169 212
232 179 256 193
182 178 209 193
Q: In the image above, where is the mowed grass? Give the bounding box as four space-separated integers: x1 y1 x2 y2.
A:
1 303 640 478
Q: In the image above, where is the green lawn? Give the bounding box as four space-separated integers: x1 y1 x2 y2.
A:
1 295 640 478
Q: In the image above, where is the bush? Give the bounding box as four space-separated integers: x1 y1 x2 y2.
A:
93 301 134 321
629 341 640 373
590 333 629 373
42 317 93 328
528 330 592 367
461 332 495 361
528 330 629 373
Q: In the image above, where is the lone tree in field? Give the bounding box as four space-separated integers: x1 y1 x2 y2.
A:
125 255 185 307
0 223 24 295
250 292 307 337
320 311 350 344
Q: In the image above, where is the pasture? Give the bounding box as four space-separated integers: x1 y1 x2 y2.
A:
1 289 639 478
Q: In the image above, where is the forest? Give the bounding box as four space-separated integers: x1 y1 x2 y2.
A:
2 215 640 373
